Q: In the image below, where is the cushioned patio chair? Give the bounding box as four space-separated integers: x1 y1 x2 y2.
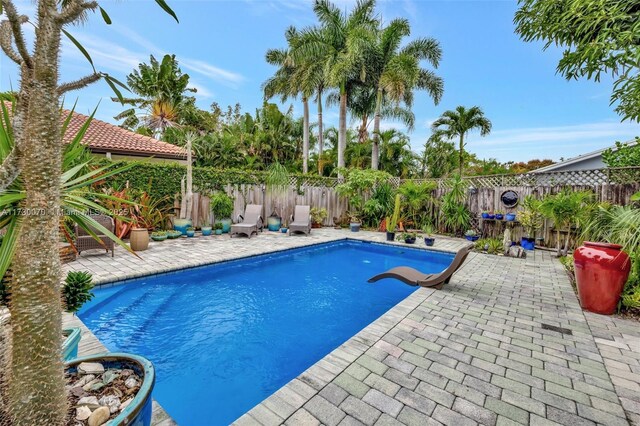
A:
288 205 311 236
368 244 474 289
75 214 115 257
230 204 263 239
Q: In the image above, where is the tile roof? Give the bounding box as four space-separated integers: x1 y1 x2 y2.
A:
2 101 188 160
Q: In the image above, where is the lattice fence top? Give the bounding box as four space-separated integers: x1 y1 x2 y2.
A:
287 166 640 190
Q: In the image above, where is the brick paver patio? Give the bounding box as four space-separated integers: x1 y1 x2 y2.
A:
63 229 639 425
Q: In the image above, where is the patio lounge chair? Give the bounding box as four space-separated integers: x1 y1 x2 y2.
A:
288 205 311 236
367 244 474 289
75 214 115 257
230 204 263 239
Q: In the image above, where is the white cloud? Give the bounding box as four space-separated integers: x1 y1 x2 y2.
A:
179 59 245 88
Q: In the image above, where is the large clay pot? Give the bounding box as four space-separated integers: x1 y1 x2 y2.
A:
130 228 149 251
574 242 631 315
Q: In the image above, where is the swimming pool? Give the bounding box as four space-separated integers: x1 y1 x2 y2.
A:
79 240 454 425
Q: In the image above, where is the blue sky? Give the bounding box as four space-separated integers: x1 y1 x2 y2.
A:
2 0 639 162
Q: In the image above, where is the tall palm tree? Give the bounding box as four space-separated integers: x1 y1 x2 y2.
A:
370 18 443 169
295 0 378 175
431 105 492 176
264 27 313 173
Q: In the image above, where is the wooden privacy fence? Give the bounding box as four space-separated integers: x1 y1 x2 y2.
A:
175 167 640 244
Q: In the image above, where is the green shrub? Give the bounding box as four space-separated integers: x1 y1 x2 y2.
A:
63 271 94 314
210 192 235 219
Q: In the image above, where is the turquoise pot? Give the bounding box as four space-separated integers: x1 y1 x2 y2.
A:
219 218 232 233
66 353 155 426
201 227 212 236
267 216 281 231
62 327 81 361
215 229 223 235
173 218 192 235
186 229 195 237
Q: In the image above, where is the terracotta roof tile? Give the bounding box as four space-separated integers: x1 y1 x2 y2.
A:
2 101 188 160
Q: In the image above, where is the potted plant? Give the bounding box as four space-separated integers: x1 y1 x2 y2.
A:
210 192 234 233
423 224 435 247
495 211 504 221
465 230 479 242
186 227 195 238
385 194 401 241
310 207 328 228
349 213 361 232
481 211 490 219
166 230 182 239
398 232 417 244
505 212 516 221
519 197 542 250
150 231 167 241
62 271 94 361
129 221 149 252
280 222 288 233
265 162 290 232
65 352 156 426
487 212 496 220
201 225 212 236
214 223 223 235
173 218 192 236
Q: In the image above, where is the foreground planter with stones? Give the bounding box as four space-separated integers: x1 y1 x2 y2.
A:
65 353 155 426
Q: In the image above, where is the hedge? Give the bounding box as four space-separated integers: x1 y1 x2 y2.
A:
98 160 338 202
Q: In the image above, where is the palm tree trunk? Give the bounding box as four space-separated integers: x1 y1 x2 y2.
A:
9 2 68 423
458 133 465 176
338 87 347 176
371 88 382 170
317 88 324 175
302 97 309 174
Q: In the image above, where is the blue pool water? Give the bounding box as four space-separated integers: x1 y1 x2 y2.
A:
79 240 453 425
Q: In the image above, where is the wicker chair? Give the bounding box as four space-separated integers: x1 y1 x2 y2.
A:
75 215 115 257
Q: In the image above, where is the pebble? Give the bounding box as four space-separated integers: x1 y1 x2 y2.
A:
78 362 105 375
87 406 110 426
119 369 134 377
124 377 138 389
82 379 100 391
73 374 95 388
75 406 92 421
77 396 100 410
89 382 105 392
70 387 88 398
102 370 119 384
99 395 121 414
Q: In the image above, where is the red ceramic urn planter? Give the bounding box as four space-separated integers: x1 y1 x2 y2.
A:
574 242 631 315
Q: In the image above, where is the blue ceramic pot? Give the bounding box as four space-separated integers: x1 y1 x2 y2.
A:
62 328 81 361
218 218 232 233
481 212 489 219
521 237 535 250
173 218 192 235
215 229 223 235
186 230 195 237
66 353 155 426
424 237 435 247
506 213 516 221
350 223 361 232
495 214 504 220
201 227 212 236
465 235 480 242
487 214 496 220
267 216 281 231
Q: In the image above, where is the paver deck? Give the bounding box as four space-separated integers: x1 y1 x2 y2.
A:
63 228 639 425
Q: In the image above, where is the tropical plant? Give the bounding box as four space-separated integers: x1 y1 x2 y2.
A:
519 195 543 238
514 0 640 122
131 191 171 230
210 191 235 220
62 271 94 314
431 106 492 176
0 1 177 421
602 139 640 168
421 133 458 178
539 189 594 256
114 54 196 136
362 182 394 227
378 129 420 178
310 207 328 225
368 18 443 169
397 180 436 229
422 223 434 237
336 168 391 222
386 194 402 233
439 175 470 235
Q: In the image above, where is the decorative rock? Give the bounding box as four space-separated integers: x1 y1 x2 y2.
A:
124 377 138 389
77 396 100 410
508 245 527 258
73 374 96 388
89 382 105 392
70 387 88 398
75 406 92 421
119 398 133 411
109 387 123 398
82 378 100 391
119 369 134 377
102 370 119 384
99 395 121 414
78 362 104 375
87 406 110 426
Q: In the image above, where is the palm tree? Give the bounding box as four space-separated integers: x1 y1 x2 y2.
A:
295 0 378 175
377 129 419 177
114 54 196 137
370 18 443 169
431 105 492 176
264 27 313 173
